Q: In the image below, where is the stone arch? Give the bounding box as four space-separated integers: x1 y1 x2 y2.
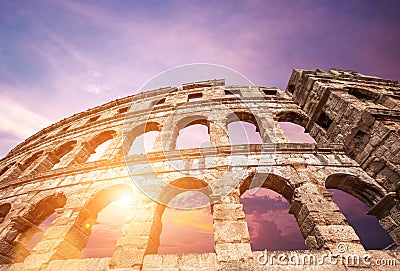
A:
63 184 135 257
48 140 77 169
18 151 44 173
88 130 116 149
160 177 212 205
275 110 309 128
275 110 315 143
226 111 264 144
23 192 67 229
288 181 364 251
239 172 295 202
124 121 161 155
238 172 305 250
85 130 117 162
84 184 133 217
325 172 396 248
69 130 117 164
0 162 16 179
0 202 11 223
0 192 66 263
226 111 261 130
169 115 210 150
325 173 385 207
146 177 213 254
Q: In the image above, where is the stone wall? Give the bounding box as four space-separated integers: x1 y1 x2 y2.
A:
0 76 398 270
286 69 400 245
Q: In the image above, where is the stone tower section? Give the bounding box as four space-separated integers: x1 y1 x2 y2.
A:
0 75 399 270
287 68 400 247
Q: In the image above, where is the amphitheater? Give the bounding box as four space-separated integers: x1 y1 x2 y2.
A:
0 68 399 270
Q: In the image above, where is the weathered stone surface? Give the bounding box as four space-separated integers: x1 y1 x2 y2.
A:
0 74 398 270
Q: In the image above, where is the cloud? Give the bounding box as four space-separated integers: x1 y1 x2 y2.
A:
241 193 291 214
166 208 213 233
241 189 307 250
0 93 51 156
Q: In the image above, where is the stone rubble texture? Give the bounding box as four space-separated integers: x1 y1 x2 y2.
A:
0 70 398 270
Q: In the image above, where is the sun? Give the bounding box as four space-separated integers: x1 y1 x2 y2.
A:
119 193 133 205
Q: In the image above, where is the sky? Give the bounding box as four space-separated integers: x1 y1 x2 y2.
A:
1 0 399 258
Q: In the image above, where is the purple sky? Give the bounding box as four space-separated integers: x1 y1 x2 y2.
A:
1 0 398 255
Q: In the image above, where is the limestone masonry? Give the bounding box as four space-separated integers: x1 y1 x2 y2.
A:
0 69 399 270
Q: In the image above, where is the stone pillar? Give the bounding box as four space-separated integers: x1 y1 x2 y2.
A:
101 132 123 160
274 120 289 143
0 215 38 264
290 183 364 253
254 112 276 144
28 151 58 174
208 119 230 147
23 195 91 270
67 142 95 165
212 189 252 268
368 192 400 247
110 197 161 270
54 144 82 168
154 129 174 152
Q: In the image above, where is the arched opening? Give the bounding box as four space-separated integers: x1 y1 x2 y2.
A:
0 203 11 223
19 151 43 173
326 173 393 249
85 131 116 162
129 131 159 155
276 111 308 127
276 111 314 143
176 124 211 150
11 193 66 263
81 194 133 258
86 139 112 162
327 189 392 249
25 213 57 252
50 141 77 169
170 115 211 150
149 177 214 254
158 191 214 254
124 122 161 155
0 162 15 177
278 122 316 143
226 111 263 145
240 173 306 251
241 188 306 250
79 185 134 258
227 122 262 145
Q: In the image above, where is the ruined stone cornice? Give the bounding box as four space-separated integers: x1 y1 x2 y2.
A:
2 95 295 163
367 107 400 121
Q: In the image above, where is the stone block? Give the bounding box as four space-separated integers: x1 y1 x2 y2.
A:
214 243 252 263
115 236 150 249
109 248 146 268
161 254 178 268
178 254 200 269
142 254 163 270
313 225 361 249
213 221 250 243
212 204 245 221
